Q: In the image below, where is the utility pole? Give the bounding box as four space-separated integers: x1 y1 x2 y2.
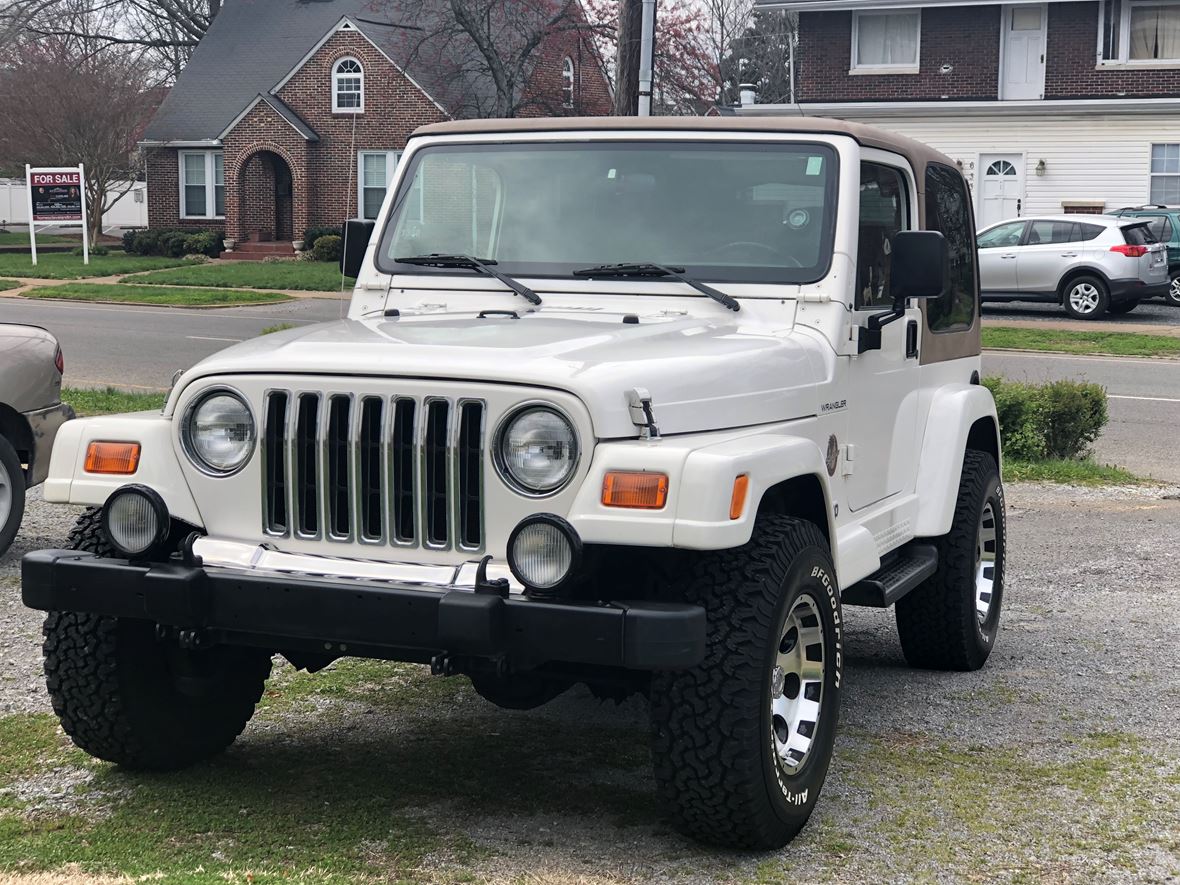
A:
613 0 643 115
637 0 656 115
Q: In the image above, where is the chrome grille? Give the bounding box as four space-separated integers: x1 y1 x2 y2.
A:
262 391 485 551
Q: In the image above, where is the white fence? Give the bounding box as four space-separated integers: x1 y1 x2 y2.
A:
0 178 148 231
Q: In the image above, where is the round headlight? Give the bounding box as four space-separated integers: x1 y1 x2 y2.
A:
103 485 169 558
183 389 255 475
495 406 578 495
507 514 582 596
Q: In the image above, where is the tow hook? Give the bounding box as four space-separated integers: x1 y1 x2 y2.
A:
430 653 457 677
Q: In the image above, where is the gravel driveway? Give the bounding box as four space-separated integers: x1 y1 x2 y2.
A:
1 484 1178 883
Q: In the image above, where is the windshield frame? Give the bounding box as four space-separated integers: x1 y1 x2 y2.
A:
373 138 841 286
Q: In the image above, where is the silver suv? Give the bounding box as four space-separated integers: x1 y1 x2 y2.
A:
977 214 1168 319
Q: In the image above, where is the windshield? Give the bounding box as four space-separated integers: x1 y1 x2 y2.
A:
375 141 839 285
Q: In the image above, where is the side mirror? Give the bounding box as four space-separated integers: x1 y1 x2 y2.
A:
340 219 375 279
890 230 949 302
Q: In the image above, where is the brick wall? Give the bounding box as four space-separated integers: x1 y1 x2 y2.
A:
798 7 1001 102
144 147 223 231
519 12 613 116
221 102 311 242
1045 2 1180 97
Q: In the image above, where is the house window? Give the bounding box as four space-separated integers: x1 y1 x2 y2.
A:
851 10 920 72
358 151 403 220
1100 0 1180 63
179 150 224 219
562 57 575 108
334 57 364 113
1150 144 1180 203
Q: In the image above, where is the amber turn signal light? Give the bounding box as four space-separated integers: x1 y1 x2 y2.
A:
729 474 750 520
84 441 141 475
601 471 668 509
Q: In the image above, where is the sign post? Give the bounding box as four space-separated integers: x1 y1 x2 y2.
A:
25 165 88 266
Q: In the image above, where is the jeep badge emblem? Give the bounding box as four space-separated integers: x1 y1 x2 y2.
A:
826 435 839 476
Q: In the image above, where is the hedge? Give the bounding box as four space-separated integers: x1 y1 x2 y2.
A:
310 234 342 262
122 228 224 258
983 377 1107 461
302 225 341 252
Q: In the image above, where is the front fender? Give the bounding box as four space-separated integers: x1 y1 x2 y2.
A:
914 384 999 537
42 411 202 526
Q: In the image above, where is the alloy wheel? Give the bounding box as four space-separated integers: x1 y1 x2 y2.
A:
975 499 999 624
770 593 826 776
1068 283 1101 315
1169 276 1180 306
0 457 11 532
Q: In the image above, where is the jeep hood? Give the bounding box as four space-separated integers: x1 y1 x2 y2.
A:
178 313 821 438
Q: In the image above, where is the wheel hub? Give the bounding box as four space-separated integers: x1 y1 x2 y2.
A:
770 593 825 776
1069 283 1100 314
0 457 11 530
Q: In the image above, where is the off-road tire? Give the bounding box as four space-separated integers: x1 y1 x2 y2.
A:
0 434 27 559
1167 271 1180 307
1061 274 1110 320
43 507 272 770
650 516 843 850
896 451 1005 671
1108 300 1139 315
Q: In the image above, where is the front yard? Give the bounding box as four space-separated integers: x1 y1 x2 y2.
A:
0 252 191 279
26 283 291 307
129 261 355 292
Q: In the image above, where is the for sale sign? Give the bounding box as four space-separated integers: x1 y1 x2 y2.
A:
30 170 83 222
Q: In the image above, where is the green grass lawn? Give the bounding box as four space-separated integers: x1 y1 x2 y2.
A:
129 260 355 292
0 279 20 291
24 283 291 307
0 251 190 279
1003 458 1142 485
63 387 167 415
0 231 70 246
983 326 1180 358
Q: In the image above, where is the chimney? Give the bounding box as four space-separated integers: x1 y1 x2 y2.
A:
739 83 757 107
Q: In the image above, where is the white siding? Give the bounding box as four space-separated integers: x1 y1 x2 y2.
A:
0 179 148 230
814 112 1180 219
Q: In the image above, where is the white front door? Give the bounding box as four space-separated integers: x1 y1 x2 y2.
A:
1000 4 1046 99
978 154 1024 228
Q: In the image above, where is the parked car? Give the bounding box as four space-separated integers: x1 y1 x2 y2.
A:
22 117 1005 850
0 324 74 556
1111 205 1180 306
977 214 1168 319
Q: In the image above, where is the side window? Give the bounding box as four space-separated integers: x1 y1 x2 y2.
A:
1027 220 1075 245
977 221 1024 248
924 163 977 332
1075 222 1105 241
856 162 909 309
1143 215 1173 242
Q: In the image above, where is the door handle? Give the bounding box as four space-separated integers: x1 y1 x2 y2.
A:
1060 252 1078 257
1001 254 1017 259
906 319 919 359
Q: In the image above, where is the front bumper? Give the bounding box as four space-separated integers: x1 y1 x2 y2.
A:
23 402 75 486
21 549 706 671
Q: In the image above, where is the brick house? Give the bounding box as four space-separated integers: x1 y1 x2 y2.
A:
735 0 1180 226
139 0 610 251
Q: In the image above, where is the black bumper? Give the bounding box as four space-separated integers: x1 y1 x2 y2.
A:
21 550 706 670
1109 278 1169 302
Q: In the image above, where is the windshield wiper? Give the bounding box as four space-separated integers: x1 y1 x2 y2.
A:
394 254 542 306
572 263 739 312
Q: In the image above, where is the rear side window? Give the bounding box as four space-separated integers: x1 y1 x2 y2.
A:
1075 223 1104 241
1142 215 1173 242
1027 220 1075 245
924 163 977 332
1123 223 1157 245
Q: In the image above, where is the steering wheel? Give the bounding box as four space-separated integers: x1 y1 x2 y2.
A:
704 240 780 260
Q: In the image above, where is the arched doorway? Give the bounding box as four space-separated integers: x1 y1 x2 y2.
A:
238 150 294 242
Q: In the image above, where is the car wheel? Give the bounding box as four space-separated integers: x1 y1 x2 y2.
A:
1062 275 1110 320
1167 272 1180 307
649 516 842 849
1108 300 1139 315
0 434 27 559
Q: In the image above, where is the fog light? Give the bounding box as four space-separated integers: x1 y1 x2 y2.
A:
102 485 169 558
507 514 582 595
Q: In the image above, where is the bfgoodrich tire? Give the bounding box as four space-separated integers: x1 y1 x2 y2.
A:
1062 275 1110 319
43 507 272 770
0 434 27 559
650 516 843 850
896 450 1006 671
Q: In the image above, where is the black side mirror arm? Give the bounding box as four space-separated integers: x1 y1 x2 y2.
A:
857 296 908 354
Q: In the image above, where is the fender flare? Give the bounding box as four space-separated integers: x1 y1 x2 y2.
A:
914 384 1000 537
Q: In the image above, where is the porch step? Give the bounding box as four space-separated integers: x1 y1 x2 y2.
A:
219 250 294 261
841 544 939 608
233 241 295 254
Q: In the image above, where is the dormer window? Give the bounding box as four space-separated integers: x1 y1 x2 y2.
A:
562 57 575 109
333 57 363 113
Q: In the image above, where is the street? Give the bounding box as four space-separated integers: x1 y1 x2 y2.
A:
983 300 1180 327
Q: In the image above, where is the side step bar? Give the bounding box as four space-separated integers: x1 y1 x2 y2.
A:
841 544 938 608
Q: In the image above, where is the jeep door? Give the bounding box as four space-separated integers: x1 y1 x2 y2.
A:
976 220 1025 294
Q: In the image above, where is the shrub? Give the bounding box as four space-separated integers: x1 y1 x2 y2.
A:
302 225 340 252
124 228 223 257
311 234 342 262
122 228 142 252
183 253 210 264
983 377 1107 461
183 230 223 258
71 244 110 257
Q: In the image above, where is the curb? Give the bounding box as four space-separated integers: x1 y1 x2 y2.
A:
983 346 1180 360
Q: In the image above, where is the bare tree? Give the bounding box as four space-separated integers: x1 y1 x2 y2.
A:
0 38 159 239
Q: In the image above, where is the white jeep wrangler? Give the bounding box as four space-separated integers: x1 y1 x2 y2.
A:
23 117 1005 850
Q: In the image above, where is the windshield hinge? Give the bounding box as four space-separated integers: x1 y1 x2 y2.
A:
797 291 833 303
627 387 661 440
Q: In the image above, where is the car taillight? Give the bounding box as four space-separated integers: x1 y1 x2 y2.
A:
54 346 64 375
1111 244 1148 257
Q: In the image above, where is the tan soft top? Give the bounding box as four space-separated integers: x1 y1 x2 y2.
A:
411 115 953 177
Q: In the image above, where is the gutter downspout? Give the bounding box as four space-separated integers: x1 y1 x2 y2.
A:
638 0 656 116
